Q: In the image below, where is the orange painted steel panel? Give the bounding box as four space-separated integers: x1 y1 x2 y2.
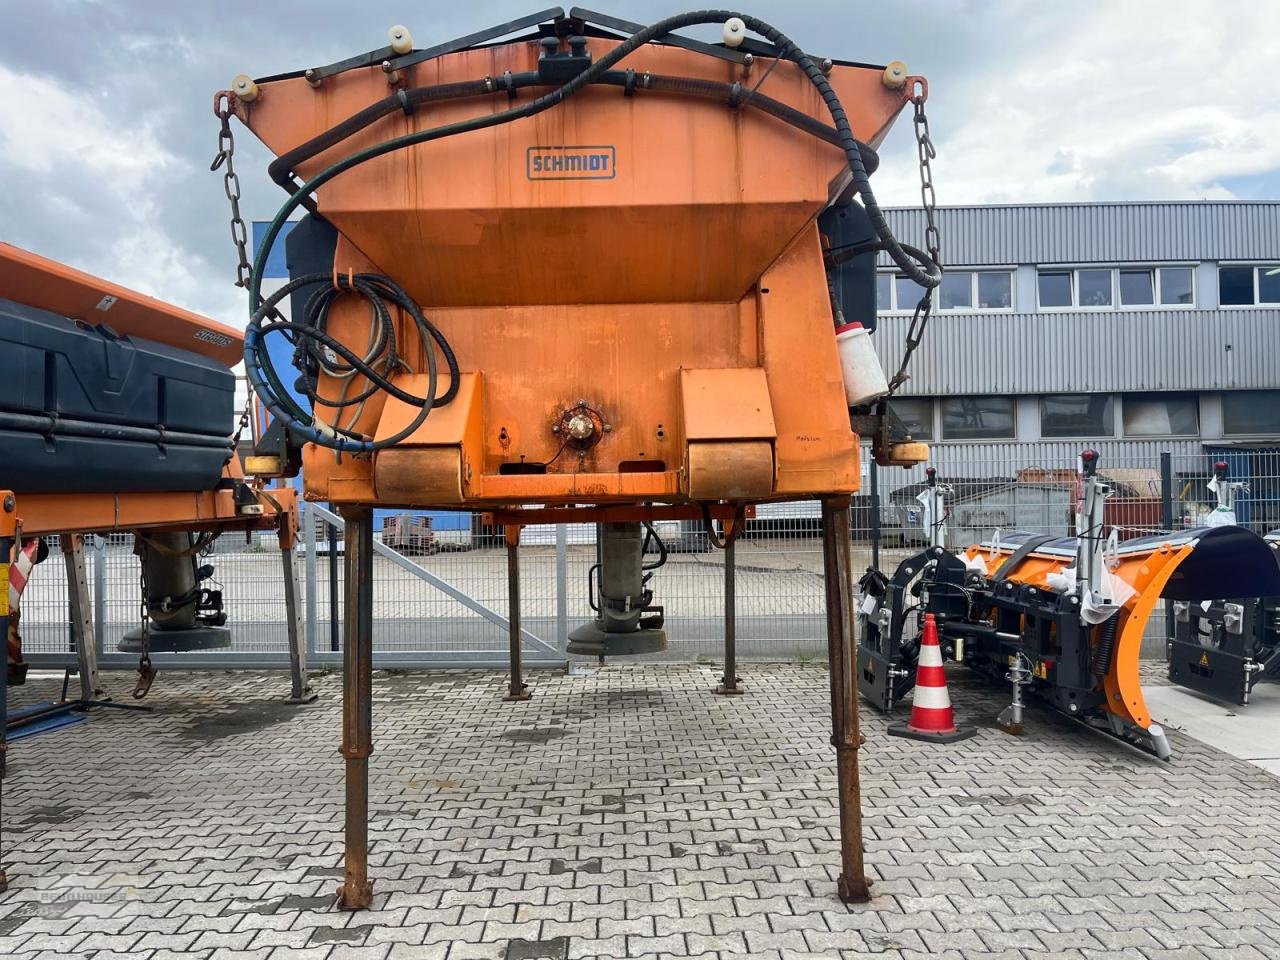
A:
7 486 296 539
679 368 776 441
760 227 861 495
0 242 243 367
243 40 905 308
243 38 913 512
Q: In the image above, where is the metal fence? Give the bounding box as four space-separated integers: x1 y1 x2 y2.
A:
16 446 1280 672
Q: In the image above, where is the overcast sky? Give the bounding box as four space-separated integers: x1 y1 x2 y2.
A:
2 0 1277 331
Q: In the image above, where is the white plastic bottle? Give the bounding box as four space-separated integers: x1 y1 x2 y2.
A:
834 321 890 407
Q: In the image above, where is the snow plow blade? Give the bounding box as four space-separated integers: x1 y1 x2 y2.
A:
963 525 1280 755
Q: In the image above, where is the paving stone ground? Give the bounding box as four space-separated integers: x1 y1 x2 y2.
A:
2 662 1279 959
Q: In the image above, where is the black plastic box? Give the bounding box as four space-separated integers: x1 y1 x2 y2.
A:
0 297 235 493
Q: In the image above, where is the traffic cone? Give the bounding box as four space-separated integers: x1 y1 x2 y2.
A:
888 613 976 743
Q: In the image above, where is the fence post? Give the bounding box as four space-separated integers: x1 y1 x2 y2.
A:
869 456 881 571
329 506 340 652
92 534 106 658
555 523 568 656
1160 451 1174 645
303 500 317 660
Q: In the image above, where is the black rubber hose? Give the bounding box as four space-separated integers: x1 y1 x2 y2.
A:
0 412 233 449
251 270 457 447
268 69 879 185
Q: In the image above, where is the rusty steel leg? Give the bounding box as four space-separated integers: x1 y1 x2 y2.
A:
714 538 744 695
336 508 374 910
821 497 871 904
504 529 531 701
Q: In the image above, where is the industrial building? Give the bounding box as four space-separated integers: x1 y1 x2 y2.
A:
875 200 1280 530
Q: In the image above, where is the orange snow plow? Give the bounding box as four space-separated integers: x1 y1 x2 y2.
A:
857 451 1280 758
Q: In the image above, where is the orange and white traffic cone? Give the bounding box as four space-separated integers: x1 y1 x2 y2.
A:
888 613 976 743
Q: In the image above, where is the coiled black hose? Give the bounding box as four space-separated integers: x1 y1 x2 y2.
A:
252 271 458 447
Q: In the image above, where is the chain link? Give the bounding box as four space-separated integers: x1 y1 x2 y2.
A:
212 96 253 289
887 89 942 395
132 557 156 699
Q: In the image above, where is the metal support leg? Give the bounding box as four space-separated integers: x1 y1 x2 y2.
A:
61 535 98 702
714 538 744 695
336 508 374 910
282 536 316 704
505 529 531 701
821 497 871 904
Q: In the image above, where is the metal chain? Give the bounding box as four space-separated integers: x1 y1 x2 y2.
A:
230 393 253 451
132 558 156 699
887 88 942 395
211 95 253 289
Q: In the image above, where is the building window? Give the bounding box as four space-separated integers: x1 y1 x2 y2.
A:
880 269 1014 312
894 274 920 312
1263 266 1280 303
1038 271 1073 308
1119 269 1154 306
1077 269 1113 307
941 396 1016 440
887 398 933 441
1219 265 1280 306
939 271 972 310
1223 391 1280 435
1040 266 1196 309
1122 393 1199 437
977 271 1012 309
1040 394 1115 438
1159 267 1194 305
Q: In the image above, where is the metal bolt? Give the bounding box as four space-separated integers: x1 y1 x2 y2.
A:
567 414 595 441
602 423 612 433
3 495 12 512
820 57 834 74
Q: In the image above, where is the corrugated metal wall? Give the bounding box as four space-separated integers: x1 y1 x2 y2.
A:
877 307 1280 396
889 438 1204 476
878 201 1280 266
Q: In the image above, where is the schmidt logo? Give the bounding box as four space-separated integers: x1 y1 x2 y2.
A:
527 145 616 180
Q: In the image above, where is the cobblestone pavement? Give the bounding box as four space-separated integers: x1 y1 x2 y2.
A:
3 663 1280 959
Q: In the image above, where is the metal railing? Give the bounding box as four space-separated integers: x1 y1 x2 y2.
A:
15 446 1280 671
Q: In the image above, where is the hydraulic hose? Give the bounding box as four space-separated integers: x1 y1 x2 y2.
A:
248 271 457 448
267 70 880 186
246 10 941 452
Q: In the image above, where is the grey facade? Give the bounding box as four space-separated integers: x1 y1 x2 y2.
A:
867 200 1279 477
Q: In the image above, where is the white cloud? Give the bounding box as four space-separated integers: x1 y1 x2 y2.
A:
871 0 1280 205
0 63 172 183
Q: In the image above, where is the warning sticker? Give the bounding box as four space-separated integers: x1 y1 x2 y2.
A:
1199 652 1210 667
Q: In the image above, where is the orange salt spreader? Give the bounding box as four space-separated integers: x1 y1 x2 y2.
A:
218 8 942 908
